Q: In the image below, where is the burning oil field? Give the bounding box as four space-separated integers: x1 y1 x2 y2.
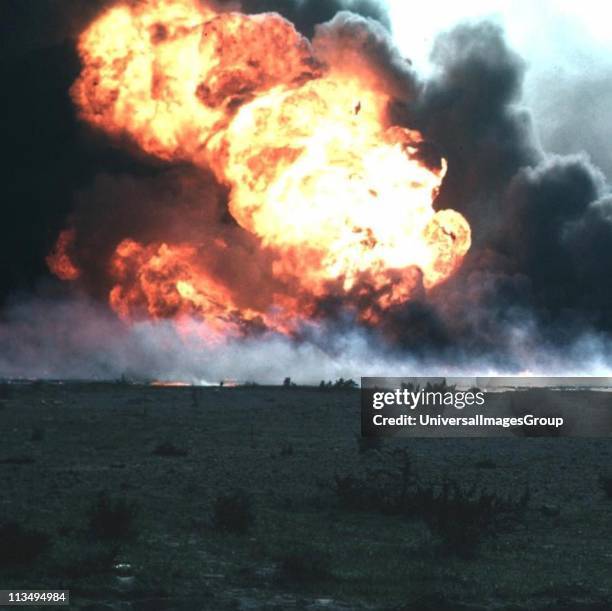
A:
3 0 612 380
3 1 612 609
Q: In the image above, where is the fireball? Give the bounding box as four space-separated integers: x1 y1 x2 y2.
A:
49 0 471 335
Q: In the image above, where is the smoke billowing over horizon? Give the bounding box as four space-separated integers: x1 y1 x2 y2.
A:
2 0 612 382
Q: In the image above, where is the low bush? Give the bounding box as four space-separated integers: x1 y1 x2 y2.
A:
53 543 119 579
319 378 358 390
356 434 384 453
0 384 12 400
277 547 332 584
280 442 294 457
414 481 530 557
334 448 416 513
425 379 456 393
88 492 138 541
0 521 50 568
212 489 254 534
474 458 496 469
30 426 45 442
334 449 529 557
0 456 35 465
599 474 612 499
152 441 188 457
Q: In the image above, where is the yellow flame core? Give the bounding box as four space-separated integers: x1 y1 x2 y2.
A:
63 0 471 331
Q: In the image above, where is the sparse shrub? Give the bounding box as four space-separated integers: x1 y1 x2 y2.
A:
88 492 138 541
212 489 254 534
0 521 50 568
0 456 34 465
54 542 119 579
599 474 612 499
319 378 358 390
539 504 560 518
334 474 373 511
425 379 456 393
277 547 332 584
398 592 462 611
415 481 530 557
333 449 528 557
30 426 45 442
335 448 416 513
152 441 188 457
474 458 496 469
334 377 358 389
356 434 383 453
280 442 294 457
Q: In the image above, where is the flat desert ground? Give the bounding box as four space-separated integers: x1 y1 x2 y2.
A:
1 383 612 610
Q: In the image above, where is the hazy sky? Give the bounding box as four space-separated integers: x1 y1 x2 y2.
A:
388 0 612 72
388 0 612 178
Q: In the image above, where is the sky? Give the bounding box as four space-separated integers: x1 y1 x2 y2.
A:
388 0 612 72
388 0 612 178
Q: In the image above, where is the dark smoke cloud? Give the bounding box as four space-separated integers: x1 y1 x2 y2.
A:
374 21 612 360
313 10 416 101
65 167 286 313
1 0 108 58
1 0 390 58
410 23 540 237
1 0 167 306
234 0 390 38
491 155 612 330
530 69 612 181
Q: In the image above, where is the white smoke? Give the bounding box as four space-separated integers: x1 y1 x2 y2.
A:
2 293 612 383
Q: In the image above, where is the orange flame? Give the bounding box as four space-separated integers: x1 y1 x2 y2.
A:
109 238 271 337
47 229 80 281
50 0 471 333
